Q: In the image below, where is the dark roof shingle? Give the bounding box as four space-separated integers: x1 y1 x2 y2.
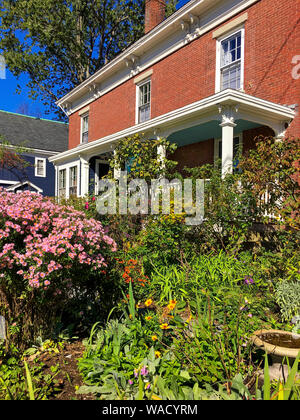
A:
0 110 68 153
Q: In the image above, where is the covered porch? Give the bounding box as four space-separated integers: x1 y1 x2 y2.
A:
50 89 295 198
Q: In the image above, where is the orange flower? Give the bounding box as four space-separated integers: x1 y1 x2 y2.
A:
151 335 158 341
145 316 152 321
160 323 169 330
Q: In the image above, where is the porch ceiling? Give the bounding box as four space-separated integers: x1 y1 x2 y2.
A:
168 119 262 147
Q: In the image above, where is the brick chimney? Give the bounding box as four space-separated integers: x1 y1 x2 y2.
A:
145 0 166 34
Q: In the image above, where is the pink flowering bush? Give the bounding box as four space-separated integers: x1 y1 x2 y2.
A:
0 189 117 346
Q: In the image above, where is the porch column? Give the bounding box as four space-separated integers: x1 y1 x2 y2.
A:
79 155 90 197
113 149 121 179
157 144 166 170
220 121 236 177
218 105 237 177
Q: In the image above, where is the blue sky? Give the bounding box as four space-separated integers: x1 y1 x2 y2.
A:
0 0 190 122
0 68 51 119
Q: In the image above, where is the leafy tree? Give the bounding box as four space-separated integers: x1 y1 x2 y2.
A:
0 137 31 182
0 0 177 120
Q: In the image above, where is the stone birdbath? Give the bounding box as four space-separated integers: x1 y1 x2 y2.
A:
251 329 300 382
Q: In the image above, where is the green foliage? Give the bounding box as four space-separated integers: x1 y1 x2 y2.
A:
143 251 274 305
258 353 300 400
275 280 300 322
239 136 300 230
0 0 145 118
108 133 178 181
181 163 259 253
0 342 61 400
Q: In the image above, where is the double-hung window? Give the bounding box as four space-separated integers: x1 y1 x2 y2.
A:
217 28 244 92
138 80 151 123
69 166 78 196
35 157 46 177
81 113 89 144
58 169 66 197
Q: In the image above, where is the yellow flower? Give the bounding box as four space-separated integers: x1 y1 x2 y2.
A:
155 351 161 358
145 316 152 321
185 315 193 323
145 298 153 307
151 335 158 341
151 394 162 400
160 323 169 330
167 299 177 311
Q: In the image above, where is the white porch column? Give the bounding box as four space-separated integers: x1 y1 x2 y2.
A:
220 121 236 177
218 105 238 177
113 148 121 179
79 155 90 197
157 144 166 170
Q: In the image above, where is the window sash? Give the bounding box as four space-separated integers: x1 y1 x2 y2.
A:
81 115 89 143
138 81 151 123
220 31 242 90
59 169 66 197
221 61 241 90
69 166 78 196
36 159 45 177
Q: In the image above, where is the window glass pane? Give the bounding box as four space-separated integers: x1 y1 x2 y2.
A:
59 169 66 197
221 62 241 90
69 166 77 196
36 159 45 176
82 114 89 143
139 81 151 122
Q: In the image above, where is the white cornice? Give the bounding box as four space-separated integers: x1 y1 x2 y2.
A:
50 89 295 163
57 0 261 114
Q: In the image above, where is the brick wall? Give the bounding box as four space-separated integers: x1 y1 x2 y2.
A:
69 0 300 149
171 139 214 174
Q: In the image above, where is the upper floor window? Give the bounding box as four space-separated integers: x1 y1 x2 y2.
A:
216 28 244 92
81 113 89 144
137 80 151 123
35 157 46 177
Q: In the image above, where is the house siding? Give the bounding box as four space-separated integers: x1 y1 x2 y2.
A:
68 0 299 150
0 154 56 196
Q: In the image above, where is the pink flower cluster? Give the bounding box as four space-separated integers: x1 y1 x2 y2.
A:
0 189 117 289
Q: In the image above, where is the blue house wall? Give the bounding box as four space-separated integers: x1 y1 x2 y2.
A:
0 153 56 197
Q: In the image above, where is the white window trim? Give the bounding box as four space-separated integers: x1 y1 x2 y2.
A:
135 77 151 125
35 157 46 178
57 161 80 198
214 133 243 163
215 26 245 93
80 112 89 144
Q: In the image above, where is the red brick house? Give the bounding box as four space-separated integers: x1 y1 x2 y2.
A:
50 0 299 198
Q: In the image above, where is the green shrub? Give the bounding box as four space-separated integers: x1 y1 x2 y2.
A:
275 280 300 322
